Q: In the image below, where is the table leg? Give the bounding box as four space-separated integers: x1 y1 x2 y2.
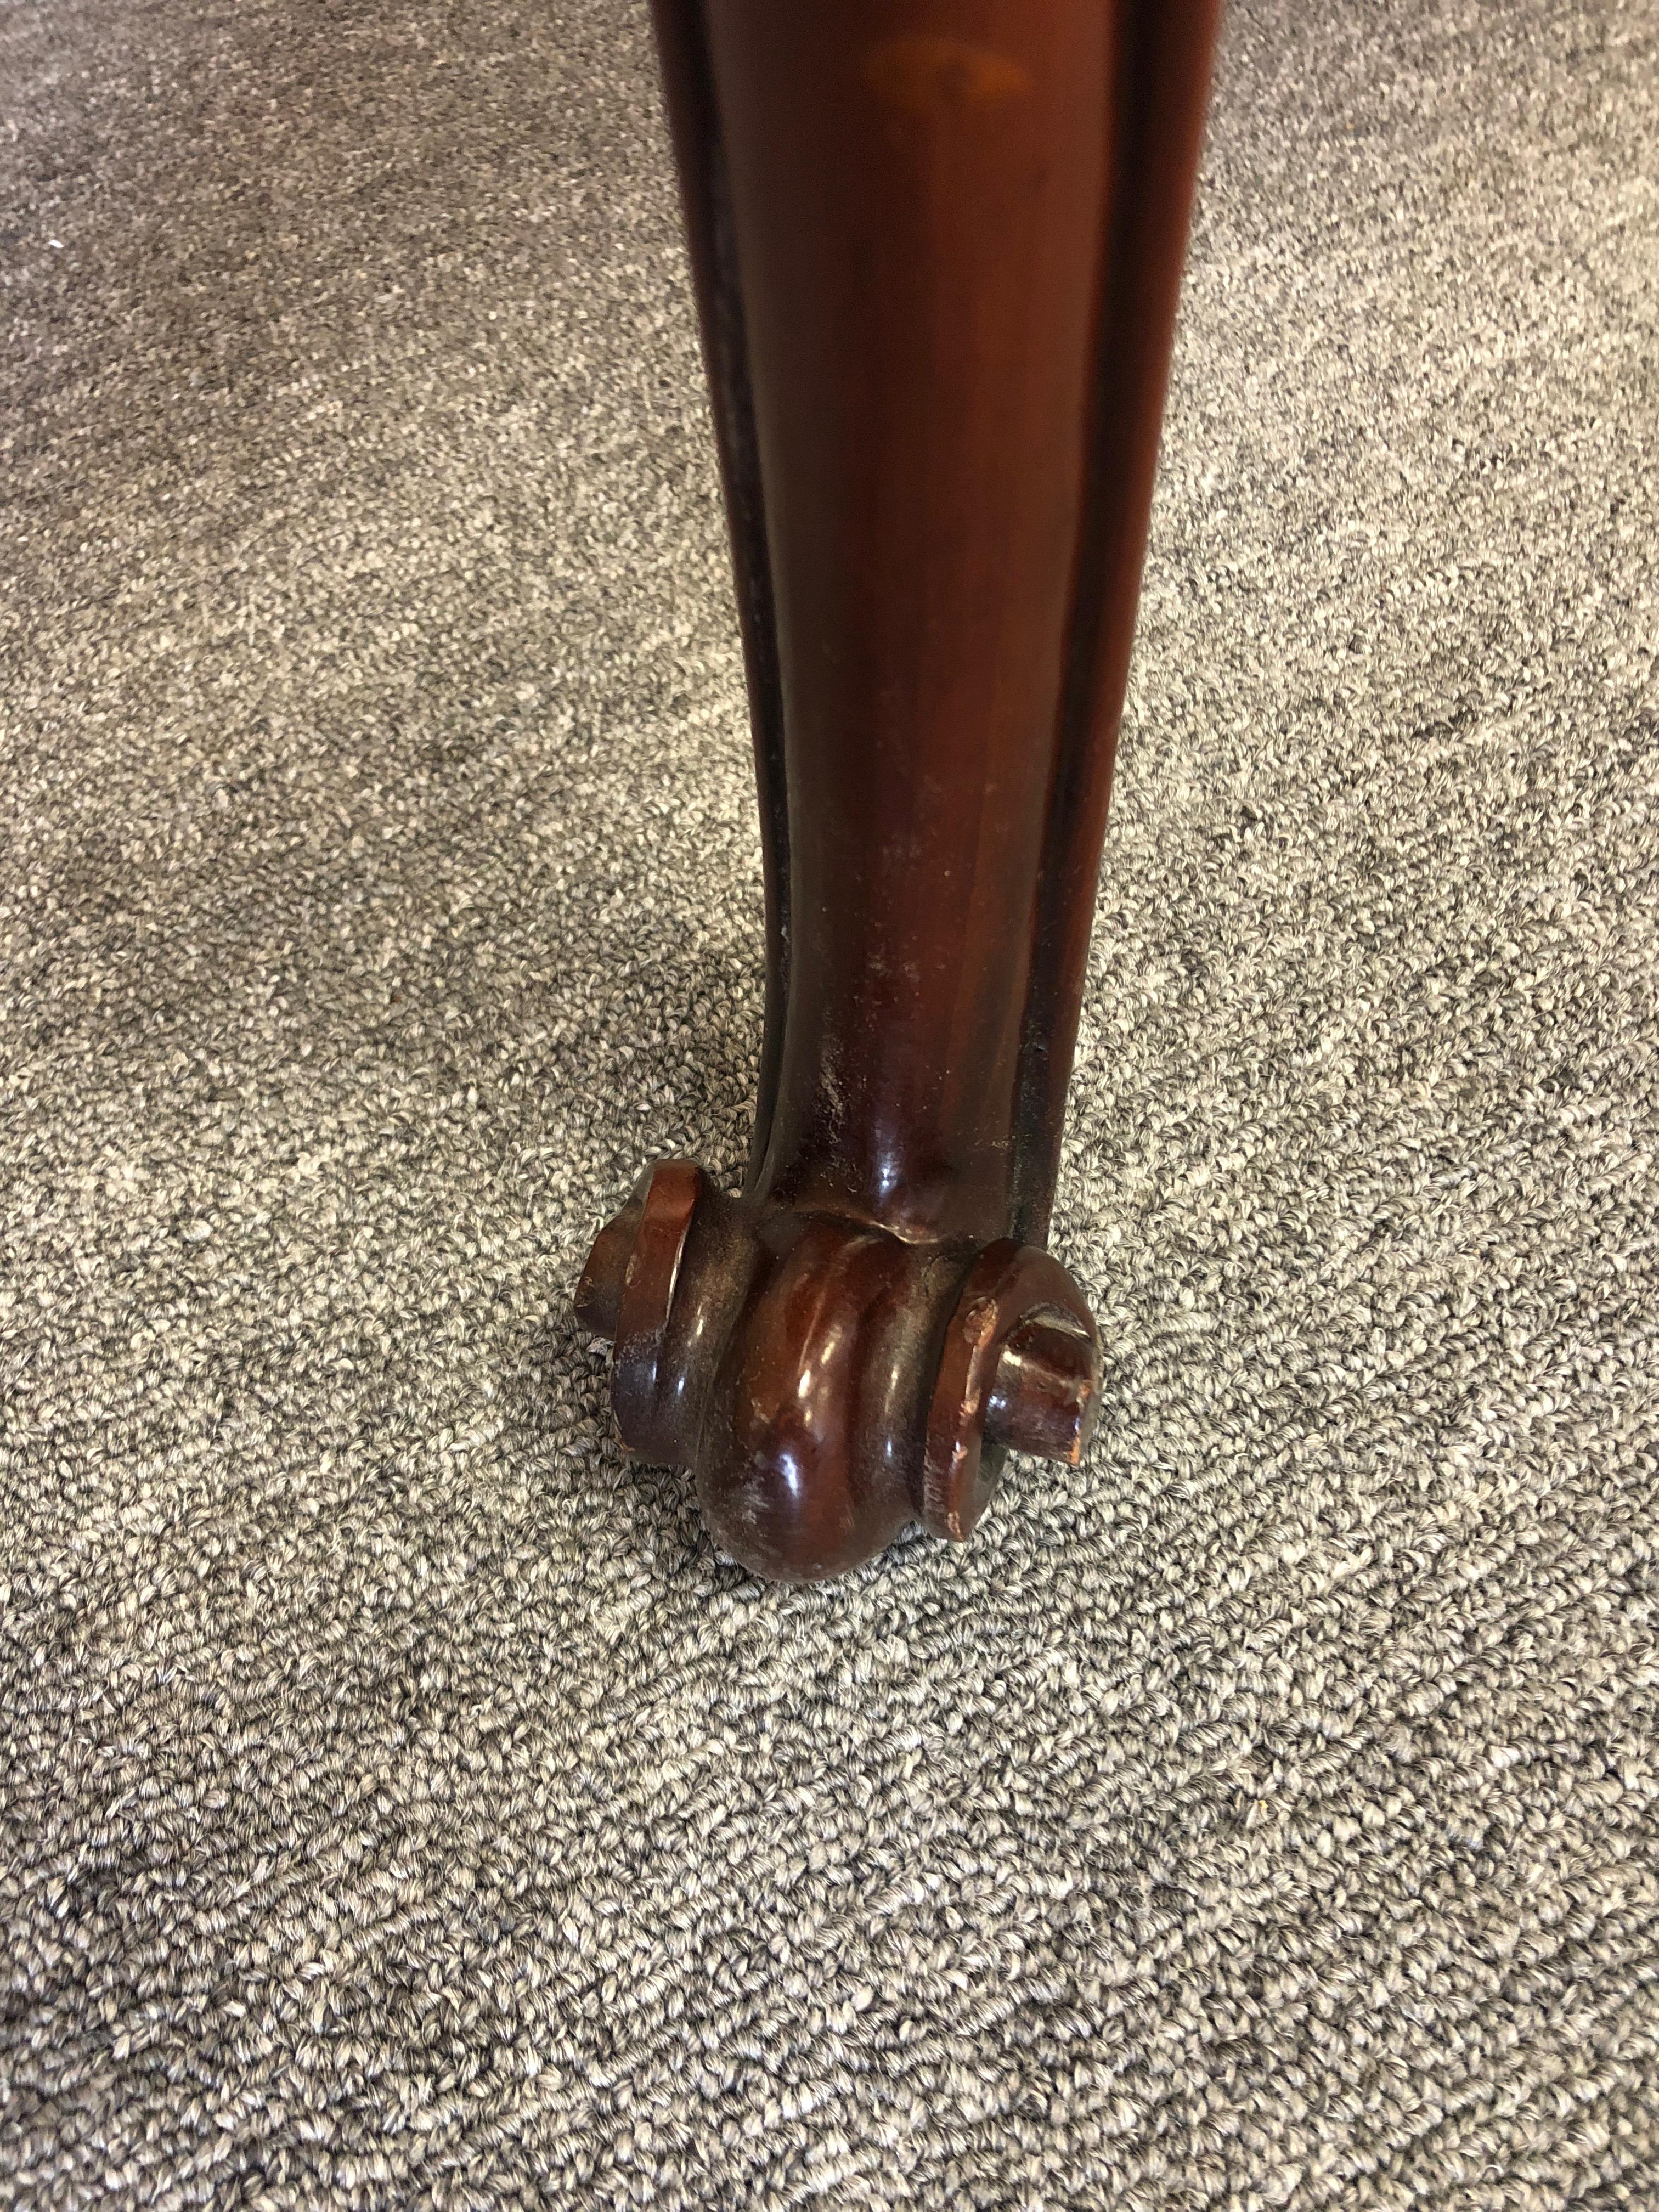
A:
580 0 1218 1580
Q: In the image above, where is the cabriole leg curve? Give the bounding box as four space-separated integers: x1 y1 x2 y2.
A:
580 0 1218 1580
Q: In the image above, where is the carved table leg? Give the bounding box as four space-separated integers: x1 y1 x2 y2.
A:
579 0 1218 1580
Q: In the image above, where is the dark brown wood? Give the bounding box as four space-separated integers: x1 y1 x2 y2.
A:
580 0 1218 1579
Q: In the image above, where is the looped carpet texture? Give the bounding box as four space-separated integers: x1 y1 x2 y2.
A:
3 0 1657 2204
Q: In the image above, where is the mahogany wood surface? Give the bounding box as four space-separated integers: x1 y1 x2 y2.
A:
579 0 1218 1579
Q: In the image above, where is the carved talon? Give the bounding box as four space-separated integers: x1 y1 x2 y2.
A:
987 1317 1102 1465
919 1241 1100 1546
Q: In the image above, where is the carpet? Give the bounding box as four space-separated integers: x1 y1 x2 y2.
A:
3 0 1657 2204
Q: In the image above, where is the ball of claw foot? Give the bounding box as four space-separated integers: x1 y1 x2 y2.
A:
692 1216 919 1582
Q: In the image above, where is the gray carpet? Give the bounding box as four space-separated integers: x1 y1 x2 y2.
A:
4 0 1657 2203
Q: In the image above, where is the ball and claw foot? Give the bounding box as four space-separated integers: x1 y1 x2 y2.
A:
577 1160 1102 1582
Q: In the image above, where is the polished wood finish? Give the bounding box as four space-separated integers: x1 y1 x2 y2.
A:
580 0 1218 1579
